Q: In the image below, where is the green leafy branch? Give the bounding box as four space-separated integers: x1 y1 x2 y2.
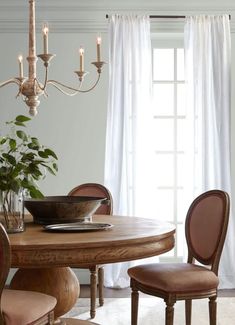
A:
0 115 58 198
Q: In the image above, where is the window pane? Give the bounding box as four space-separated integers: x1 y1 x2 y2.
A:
177 189 190 222
153 119 174 151
153 49 174 81
177 48 184 80
177 154 185 187
152 189 174 222
177 84 186 115
176 223 185 257
151 44 186 262
153 84 174 116
177 118 186 152
153 154 174 186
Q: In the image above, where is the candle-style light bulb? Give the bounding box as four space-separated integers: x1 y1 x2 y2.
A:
96 36 101 62
42 24 49 54
79 47 84 72
18 54 23 78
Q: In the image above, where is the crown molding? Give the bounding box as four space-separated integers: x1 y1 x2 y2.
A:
0 0 234 33
1 0 234 9
0 19 109 34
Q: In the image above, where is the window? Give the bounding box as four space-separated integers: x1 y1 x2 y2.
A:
151 40 187 262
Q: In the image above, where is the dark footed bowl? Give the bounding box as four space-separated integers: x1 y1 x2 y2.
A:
24 196 107 225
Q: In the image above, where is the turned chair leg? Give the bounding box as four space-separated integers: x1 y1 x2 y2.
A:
49 310 54 324
98 266 104 306
209 296 217 325
185 299 192 325
90 266 98 319
165 300 175 325
131 286 139 325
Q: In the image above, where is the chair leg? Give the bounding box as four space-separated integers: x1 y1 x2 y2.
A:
209 296 217 325
185 299 192 325
90 266 98 319
48 310 55 324
98 266 104 306
165 301 175 325
131 286 139 325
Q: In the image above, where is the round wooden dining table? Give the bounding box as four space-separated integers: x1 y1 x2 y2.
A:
8 215 175 324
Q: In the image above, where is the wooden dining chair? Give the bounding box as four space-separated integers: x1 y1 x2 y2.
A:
68 183 113 319
128 189 230 325
0 223 57 325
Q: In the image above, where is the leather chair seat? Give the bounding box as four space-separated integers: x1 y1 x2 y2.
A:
2 289 57 325
128 263 219 294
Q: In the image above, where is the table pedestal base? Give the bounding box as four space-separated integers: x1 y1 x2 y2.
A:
10 267 80 319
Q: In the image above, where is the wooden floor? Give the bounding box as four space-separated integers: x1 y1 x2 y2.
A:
80 285 235 298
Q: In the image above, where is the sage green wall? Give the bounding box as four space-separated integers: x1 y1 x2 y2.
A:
0 32 109 196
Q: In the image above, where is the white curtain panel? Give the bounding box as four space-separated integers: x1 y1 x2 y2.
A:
184 15 235 288
104 15 152 288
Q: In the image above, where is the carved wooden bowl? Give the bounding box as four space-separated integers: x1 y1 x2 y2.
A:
24 196 107 225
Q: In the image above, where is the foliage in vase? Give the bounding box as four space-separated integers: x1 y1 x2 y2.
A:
0 115 58 200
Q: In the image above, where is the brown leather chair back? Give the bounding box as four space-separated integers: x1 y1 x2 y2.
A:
185 189 230 274
68 183 113 215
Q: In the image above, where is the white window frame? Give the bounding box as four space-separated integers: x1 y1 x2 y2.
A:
152 36 185 263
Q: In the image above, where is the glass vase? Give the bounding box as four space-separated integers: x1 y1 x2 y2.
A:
0 190 25 233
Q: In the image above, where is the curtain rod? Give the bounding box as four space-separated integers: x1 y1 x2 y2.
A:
105 14 231 19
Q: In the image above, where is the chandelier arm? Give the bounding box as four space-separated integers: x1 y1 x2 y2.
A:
34 78 43 91
43 66 49 91
34 69 48 92
33 62 49 93
47 73 101 94
46 81 79 96
0 78 21 88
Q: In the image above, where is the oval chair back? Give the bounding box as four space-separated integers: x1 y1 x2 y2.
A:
68 182 113 215
185 189 230 274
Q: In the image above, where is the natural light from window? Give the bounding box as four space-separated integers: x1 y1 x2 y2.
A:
152 46 186 262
